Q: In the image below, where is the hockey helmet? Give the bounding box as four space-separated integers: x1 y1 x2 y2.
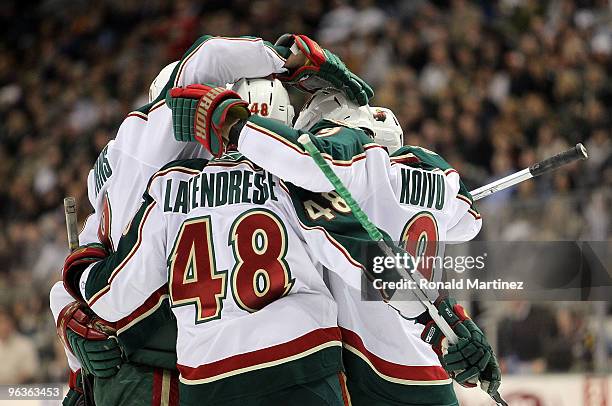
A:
295 89 404 153
149 61 179 102
368 107 404 154
294 88 373 133
231 78 295 126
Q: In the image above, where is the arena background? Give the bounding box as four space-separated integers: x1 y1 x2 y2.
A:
0 0 609 404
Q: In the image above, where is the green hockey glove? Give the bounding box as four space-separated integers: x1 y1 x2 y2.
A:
57 301 123 378
480 354 502 396
166 84 250 156
274 34 373 106
418 298 495 387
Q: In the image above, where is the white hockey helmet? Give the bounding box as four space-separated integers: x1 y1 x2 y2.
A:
294 89 404 153
231 78 294 125
369 106 404 154
149 61 179 102
294 88 373 133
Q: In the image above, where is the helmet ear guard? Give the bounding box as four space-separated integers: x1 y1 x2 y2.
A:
231 78 295 125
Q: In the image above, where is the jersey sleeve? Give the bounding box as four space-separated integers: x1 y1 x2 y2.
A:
49 282 82 372
391 146 482 242
77 161 209 356
445 184 482 242
109 34 287 183
79 188 167 323
171 35 287 88
238 116 392 203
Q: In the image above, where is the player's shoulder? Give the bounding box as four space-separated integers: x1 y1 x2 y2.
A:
157 158 209 175
390 145 454 173
391 145 478 207
310 119 372 142
127 98 168 121
139 158 207 205
308 119 382 161
145 158 208 194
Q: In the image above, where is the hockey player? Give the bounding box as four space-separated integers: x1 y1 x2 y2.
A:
60 89 411 404
166 87 501 405
51 33 369 406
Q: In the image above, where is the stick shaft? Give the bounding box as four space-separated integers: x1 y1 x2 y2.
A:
470 143 588 201
64 197 79 252
471 169 532 201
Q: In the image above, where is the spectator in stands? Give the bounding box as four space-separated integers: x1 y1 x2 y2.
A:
0 307 39 384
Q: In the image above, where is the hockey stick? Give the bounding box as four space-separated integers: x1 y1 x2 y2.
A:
470 143 588 201
64 197 80 252
63 197 96 406
297 134 508 406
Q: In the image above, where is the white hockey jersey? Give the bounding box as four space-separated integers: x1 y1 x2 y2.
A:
237 116 482 394
78 154 396 404
49 35 288 373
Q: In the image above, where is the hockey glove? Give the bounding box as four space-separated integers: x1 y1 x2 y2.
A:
62 369 93 406
62 388 83 406
57 301 122 378
274 34 373 106
166 84 250 157
480 354 502 396
418 298 494 387
63 243 109 302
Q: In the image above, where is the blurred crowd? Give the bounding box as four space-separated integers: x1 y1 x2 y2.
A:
0 0 609 383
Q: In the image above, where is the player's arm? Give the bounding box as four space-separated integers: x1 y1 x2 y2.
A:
236 116 394 201
169 35 286 90
61 163 205 359
278 181 426 318
60 194 171 376
50 282 84 372
445 179 482 242
70 193 166 321
166 34 371 106
165 87 393 199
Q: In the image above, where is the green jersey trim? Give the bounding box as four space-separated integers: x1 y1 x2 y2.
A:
343 349 458 405
178 342 342 404
84 194 157 305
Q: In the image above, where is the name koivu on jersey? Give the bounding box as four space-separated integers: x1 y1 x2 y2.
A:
163 169 278 213
398 167 446 210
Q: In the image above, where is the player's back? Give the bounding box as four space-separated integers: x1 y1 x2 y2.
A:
142 154 343 403
82 100 207 250
234 101 483 404
49 99 207 373
326 145 482 403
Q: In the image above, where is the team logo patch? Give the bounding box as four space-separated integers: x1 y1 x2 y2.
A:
373 109 387 122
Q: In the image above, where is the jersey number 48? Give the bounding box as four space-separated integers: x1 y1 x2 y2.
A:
168 209 294 324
